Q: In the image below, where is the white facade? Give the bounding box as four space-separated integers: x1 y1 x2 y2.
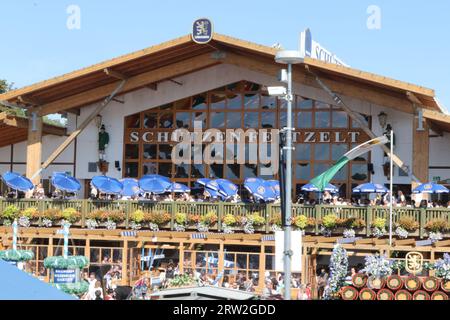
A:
1 64 449 193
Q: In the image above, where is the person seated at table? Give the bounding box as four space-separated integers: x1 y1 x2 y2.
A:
33 183 46 199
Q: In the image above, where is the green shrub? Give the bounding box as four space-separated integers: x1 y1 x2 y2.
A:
222 214 237 226
372 217 387 229
21 207 39 219
175 212 187 225
322 214 338 229
2 205 20 221
61 208 82 223
293 215 308 229
201 211 218 226
42 209 63 221
131 210 145 223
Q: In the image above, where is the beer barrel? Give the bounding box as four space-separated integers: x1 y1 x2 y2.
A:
395 290 412 300
386 275 403 291
351 273 367 288
341 286 359 300
367 276 385 290
377 289 394 301
413 290 430 300
404 275 421 291
431 291 449 300
422 276 440 292
441 280 450 293
359 288 376 300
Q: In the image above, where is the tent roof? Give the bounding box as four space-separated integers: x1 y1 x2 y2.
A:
0 33 443 116
0 259 76 300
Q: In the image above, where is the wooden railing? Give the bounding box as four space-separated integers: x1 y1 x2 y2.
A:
1 199 449 238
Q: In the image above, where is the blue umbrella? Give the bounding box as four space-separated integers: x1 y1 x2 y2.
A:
120 178 141 197
91 176 123 195
139 174 172 194
203 188 225 200
215 179 239 199
412 182 449 194
0 260 76 300
166 182 190 193
244 178 277 201
51 172 81 193
1 172 34 192
196 178 220 191
352 183 388 194
302 183 339 193
265 180 281 198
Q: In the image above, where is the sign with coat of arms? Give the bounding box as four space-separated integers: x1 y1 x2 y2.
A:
192 18 213 44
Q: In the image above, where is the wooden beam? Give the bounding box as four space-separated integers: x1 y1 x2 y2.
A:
432 239 450 247
406 91 423 105
422 108 450 124
34 80 126 177
394 239 416 246
121 239 128 285
104 68 128 80
428 120 444 136
18 95 41 106
412 115 429 183
146 83 158 91
26 109 43 186
39 53 220 115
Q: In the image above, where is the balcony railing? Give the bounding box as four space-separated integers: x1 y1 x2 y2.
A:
0 199 449 238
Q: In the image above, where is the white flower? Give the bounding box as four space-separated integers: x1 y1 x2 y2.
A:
271 224 282 232
18 216 31 228
85 219 98 230
343 229 355 238
196 222 209 232
42 218 53 228
429 232 443 243
244 222 255 234
222 224 234 234
104 220 116 230
372 227 385 238
174 223 186 232
395 227 408 239
148 223 159 231
130 221 141 230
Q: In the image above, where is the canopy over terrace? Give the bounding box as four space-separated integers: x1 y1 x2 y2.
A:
0 32 448 185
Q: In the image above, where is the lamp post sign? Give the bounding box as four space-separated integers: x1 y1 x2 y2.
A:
53 269 79 284
192 18 213 44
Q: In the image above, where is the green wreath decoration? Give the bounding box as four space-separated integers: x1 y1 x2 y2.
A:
44 256 89 270
0 249 34 262
52 281 89 295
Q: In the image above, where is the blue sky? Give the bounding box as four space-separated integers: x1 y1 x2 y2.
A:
1 0 449 111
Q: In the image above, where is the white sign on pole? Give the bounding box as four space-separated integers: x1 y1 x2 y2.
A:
299 28 349 67
275 231 302 272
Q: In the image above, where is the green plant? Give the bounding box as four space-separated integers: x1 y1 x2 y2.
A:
425 219 448 233
270 213 282 226
336 217 366 229
222 214 237 226
104 210 126 223
175 212 187 225
61 208 82 223
146 210 171 225
397 216 419 232
21 207 39 219
42 209 63 221
2 205 19 221
246 213 265 226
372 217 387 229
322 214 338 229
131 210 145 223
201 211 218 226
293 215 309 229
350 218 366 229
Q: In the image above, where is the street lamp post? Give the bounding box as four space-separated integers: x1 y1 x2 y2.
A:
273 50 304 300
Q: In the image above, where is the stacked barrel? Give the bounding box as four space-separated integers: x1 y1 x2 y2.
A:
340 273 450 300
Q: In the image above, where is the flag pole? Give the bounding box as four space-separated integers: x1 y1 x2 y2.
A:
389 129 394 247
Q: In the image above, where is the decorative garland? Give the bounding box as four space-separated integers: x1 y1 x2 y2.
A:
324 243 348 300
52 281 89 295
44 256 89 270
0 249 34 262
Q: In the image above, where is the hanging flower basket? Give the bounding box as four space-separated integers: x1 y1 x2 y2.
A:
395 289 412 300
441 280 450 293
386 274 404 291
377 289 394 300
351 273 367 288
340 286 359 300
0 249 34 262
367 276 386 290
52 281 89 295
359 288 376 300
423 276 440 292
44 256 89 270
413 290 430 300
431 291 449 300
404 275 421 291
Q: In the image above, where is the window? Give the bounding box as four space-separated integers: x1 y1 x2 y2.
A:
296 163 311 180
227 94 242 109
175 112 190 128
159 112 173 128
315 111 331 128
125 163 138 178
296 144 311 161
244 112 258 129
314 144 330 161
332 111 348 128
143 113 157 128
125 145 139 159
261 112 275 128
296 97 313 109
331 144 348 161
143 145 157 159
227 112 242 128
351 164 368 181
314 163 329 178
297 111 312 128
244 93 259 109
210 112 225 128
211 93 226 110
261 94 276 109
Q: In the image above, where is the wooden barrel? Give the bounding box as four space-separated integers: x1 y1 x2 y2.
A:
422 276 440 292
351 273 367 288
404 275 421 291
395 290 412 300
377 289 394 301
359 288 376 300
413 290 431 300
367 276 385 290
431 291 449 300
341 286 359 300
441 280 450 293
386 275 403 291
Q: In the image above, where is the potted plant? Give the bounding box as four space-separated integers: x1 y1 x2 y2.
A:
245 213 265 232
292 215 315 233
371 217 387 238
85 210 102 229
396 216 419 238
320 214 338 236
1 205 19 226
129 210 144 230
145 210 171 231
60 208 82 227
425 219 448 241
269 213 282 232
19 207 40 228
174 212 187 232
41 209 62 228
198 211 218 232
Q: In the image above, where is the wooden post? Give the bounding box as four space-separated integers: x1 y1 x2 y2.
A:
85 238 90 265
47 236 53 282
258 244 266 290
26 108 43 187
179 242 185 274
218 241 224 286
122 239 128 285
412 116 429 199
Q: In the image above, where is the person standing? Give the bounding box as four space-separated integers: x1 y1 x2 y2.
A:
98 124 109 162
317 268 329 299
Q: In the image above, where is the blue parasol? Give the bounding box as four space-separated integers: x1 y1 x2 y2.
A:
196 178 220 191
412 182 449 194
302 183 339 193
51 172 81 193
139 174 172 194
265 180 281 198
91 176 123 195
1 172 34 192
352 183 388 194
166 182 190 193
244 178 277 202
120 178 141 197
215 179 239 199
